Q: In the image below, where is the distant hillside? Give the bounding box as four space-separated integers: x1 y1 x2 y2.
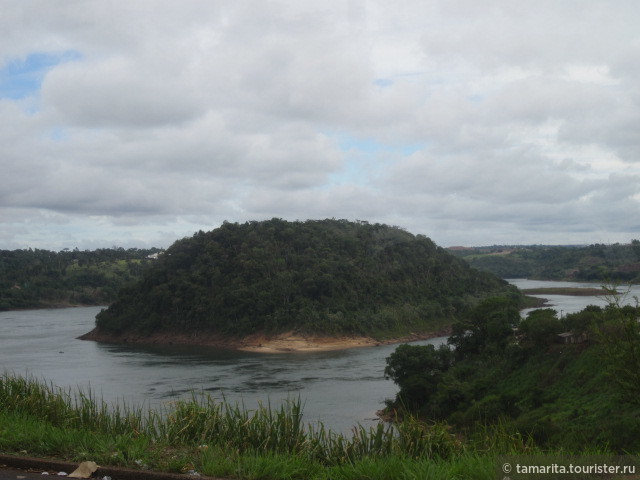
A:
449 242 640 282
0 247 161 310
86 219 514 343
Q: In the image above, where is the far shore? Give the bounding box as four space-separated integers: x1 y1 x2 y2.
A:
521 287 612 296
78 327 452 354
1 302 107 312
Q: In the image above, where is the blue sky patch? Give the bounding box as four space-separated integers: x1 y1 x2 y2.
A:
324 133 426 188
373 78 393 87
49 127 69 142
0 50 82 100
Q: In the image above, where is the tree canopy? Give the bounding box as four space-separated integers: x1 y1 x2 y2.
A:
94 219 513 338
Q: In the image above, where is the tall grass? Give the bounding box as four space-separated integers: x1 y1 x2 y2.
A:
0 372 540 478
159 396 310 454
0 372 153 436
0 372 471 464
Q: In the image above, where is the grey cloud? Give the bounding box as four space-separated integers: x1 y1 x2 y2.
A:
423 0 633 70
42 58 206 127
1 0 640 249
558 102 640 163
385 150 595 205
486 77 615 125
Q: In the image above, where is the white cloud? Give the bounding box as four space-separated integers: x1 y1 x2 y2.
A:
1 0 640 250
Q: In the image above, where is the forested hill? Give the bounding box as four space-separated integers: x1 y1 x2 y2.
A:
450 241 640 282
91 219 514 339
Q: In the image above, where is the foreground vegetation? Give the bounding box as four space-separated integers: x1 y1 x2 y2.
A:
0 372 549 480
451 241 640 282
0 247 161 310
385 291 640 453
93 219 512 339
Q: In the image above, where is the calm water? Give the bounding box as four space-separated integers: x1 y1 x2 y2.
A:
0 306 445 433
3 279 635 432
510 278 640 317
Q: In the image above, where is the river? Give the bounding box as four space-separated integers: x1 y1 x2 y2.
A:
2 278 636 433
0 305 445 433
510 278 640 317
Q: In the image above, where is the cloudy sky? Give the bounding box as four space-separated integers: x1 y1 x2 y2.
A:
1 1 639 250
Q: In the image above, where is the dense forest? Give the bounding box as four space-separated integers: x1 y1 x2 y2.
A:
385 292 640 451
92 219 514 339
450 241 640 282
0 247 162 310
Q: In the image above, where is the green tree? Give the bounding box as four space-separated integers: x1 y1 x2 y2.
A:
448 297 519 358
385 343 454 408
518 308 563 348
562 305 602 334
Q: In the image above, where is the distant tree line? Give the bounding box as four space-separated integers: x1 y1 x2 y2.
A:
451 241 640 282
94 219 516 338
0 247 162 310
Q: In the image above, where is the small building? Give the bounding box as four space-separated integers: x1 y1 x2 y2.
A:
557 332 587 344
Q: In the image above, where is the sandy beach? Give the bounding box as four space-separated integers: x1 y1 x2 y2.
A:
78 327 450 353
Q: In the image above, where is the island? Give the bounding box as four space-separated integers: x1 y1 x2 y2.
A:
80 219 515 352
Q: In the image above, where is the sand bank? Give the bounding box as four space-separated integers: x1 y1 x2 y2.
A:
78 327 450 354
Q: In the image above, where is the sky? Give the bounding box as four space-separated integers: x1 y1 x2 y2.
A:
1 1 639 250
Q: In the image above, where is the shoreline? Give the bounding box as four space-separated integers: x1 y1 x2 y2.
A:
521 287 611 296
78 326 452 354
